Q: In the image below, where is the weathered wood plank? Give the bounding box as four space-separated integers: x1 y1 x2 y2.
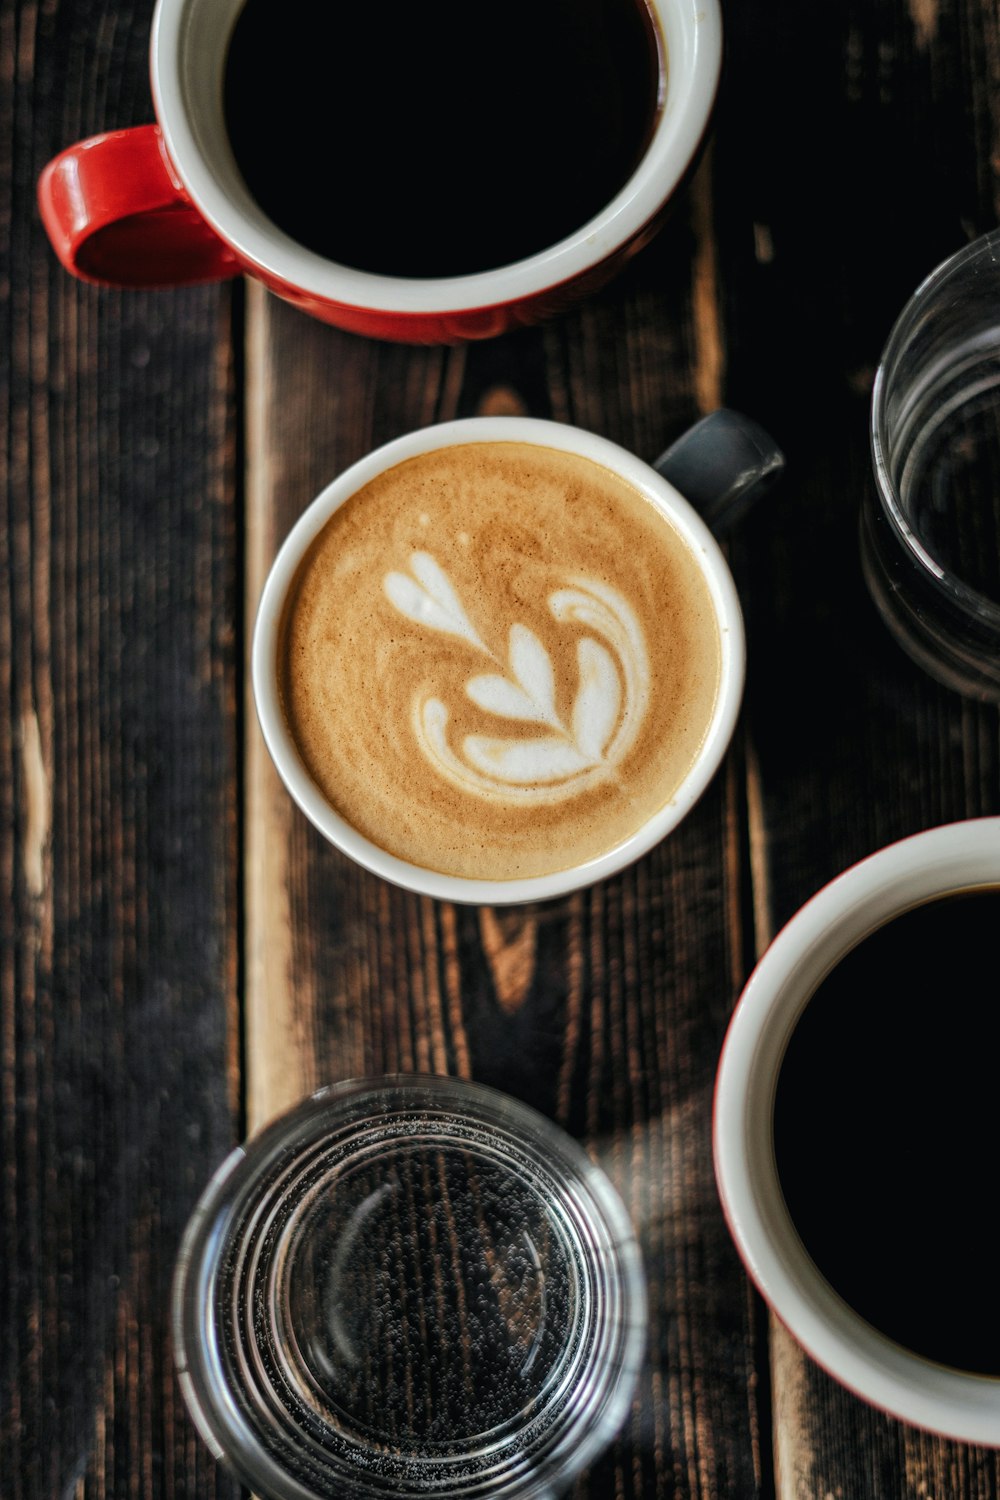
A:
0 3 241 1496
243 156 764 1500
714 0 1000 1493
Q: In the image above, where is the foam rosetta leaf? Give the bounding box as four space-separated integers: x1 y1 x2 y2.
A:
466 675 551 724
509 625 559 724
383 552 487 651
571 639 621 760
467 624 563 728
463 734 594 783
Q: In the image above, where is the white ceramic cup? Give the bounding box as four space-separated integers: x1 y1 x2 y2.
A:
714 817 1000 1444
251 415 749 905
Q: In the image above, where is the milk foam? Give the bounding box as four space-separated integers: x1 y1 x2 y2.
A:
278 442 723 881
384 555 649 805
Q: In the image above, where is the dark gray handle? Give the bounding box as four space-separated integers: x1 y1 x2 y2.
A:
654 409 785 537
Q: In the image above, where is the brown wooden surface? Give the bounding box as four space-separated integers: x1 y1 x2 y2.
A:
1 5 241 1497
4 0 1000 1497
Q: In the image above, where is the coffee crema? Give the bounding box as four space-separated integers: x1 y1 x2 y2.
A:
278 442 722 881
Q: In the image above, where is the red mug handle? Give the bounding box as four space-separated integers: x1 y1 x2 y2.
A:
37 124 242 288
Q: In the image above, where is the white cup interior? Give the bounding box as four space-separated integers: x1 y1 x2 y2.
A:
150 0 722 313
251 416 746 904
714 817 1000 1444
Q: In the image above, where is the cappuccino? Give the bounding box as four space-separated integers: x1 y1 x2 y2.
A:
278 442 722 881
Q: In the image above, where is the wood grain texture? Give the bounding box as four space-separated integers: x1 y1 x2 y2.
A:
6 0 1000 1496
714 0 1000 1493
0 2 240 1496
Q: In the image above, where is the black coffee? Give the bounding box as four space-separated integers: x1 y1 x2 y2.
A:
223 0 663 278
773 887 1000 1376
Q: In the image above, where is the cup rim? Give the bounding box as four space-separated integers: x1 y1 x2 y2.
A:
869 229 1000 630
250 416 746 905
149 0 722 315
713 817 1000 1444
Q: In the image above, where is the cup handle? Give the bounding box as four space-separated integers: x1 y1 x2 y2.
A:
654 409 785 536
37 125 243 288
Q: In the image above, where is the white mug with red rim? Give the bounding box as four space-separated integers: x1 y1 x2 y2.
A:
37 0 722 343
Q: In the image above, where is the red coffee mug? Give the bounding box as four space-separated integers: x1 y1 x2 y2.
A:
37 0 722 344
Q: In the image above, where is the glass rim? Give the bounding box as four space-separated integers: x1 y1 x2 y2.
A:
172 1074 647 1500
869 228 1000 630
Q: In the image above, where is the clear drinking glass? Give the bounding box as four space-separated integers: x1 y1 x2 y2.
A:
172 1076 646 1500
863 229 1000 700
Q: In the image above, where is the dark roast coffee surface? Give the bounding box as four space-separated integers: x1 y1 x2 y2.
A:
223 0 662 277
773 887 1000 1376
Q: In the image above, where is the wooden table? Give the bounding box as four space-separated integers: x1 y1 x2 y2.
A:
3 1 1000 1496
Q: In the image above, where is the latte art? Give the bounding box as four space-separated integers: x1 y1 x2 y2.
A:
384 553 650 803
278 442 723 881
